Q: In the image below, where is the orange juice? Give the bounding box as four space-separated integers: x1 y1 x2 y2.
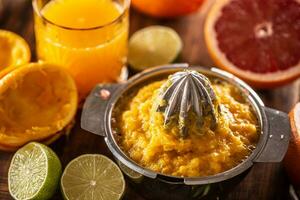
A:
33 0 129 99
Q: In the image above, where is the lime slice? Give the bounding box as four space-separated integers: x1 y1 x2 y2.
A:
128 25 183 71
8 142 62 200
117 160 143 183
61 154 125 200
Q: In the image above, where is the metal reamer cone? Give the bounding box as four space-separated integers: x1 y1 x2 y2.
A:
156 70 219 138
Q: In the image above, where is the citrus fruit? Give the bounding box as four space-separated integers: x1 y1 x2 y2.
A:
0 62 78 150
61 154 125 200
131 0 204 18
0 30 30 71
0 65 18 79
8 142 62 200
284 102 300 187
128 26 182 71
0 121 74 152
205 0 300 88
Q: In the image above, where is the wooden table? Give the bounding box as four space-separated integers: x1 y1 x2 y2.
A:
0 0 299 199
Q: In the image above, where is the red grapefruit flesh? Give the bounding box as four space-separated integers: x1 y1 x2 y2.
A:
205 0 300 88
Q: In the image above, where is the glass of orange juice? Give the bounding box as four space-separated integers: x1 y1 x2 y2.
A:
32 0 130 99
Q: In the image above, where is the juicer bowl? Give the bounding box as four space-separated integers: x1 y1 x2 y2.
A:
81 64 291 199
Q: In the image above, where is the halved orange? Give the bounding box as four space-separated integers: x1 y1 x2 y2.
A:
284 102 300 187
205 0 300 88
0 30 30 71
0 121 73 152
0 62 77 151
132 0 204 18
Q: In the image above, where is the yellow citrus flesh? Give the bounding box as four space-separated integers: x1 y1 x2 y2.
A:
0 121 73 152
0 30 30 71
0 62 77 150
115 79 259 177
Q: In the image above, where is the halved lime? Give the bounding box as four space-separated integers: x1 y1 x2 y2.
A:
61 154 125 200
128 25 183 71
8 142 62 200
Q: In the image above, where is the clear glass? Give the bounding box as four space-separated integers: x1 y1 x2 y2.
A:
33 0 130 99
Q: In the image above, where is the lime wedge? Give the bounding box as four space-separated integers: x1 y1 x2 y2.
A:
61 154 125 200
8 142 62 200
128 25 183 71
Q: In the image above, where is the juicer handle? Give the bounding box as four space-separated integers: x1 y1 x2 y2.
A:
81 84 122 137
254 107 291 163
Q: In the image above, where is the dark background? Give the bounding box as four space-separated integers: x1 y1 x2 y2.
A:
0 0 299 199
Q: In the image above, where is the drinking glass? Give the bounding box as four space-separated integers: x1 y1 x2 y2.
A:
32 0 130 99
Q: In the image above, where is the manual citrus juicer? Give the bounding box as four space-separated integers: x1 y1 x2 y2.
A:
81 64 291 199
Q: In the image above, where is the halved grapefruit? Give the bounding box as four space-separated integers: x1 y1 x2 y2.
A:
205 0 300 88
284 102 300 187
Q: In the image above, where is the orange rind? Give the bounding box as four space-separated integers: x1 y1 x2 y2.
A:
0 30 30 72
0 62 77 151
132 0 204 18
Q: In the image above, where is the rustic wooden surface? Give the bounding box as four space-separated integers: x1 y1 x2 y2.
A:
0 0 299 199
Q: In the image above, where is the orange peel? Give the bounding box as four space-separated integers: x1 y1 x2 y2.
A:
0 62 77 150
0 30 30 72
